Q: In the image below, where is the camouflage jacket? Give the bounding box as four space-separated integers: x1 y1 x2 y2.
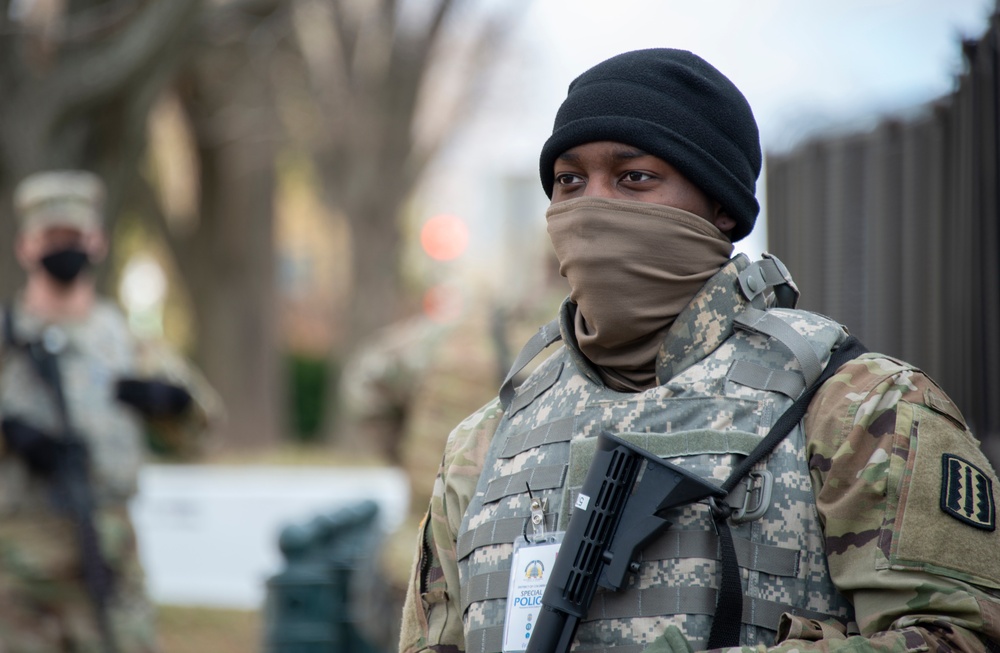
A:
0 298 218 515
399 256 1000 653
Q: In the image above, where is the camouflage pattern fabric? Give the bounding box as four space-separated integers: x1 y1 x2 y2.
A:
0 509 159 653
0 298 218 653
398 257 1000 653
341 314 454 467
451 256 850 652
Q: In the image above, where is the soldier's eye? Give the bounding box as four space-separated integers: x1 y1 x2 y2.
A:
555 173 583 186
623 171 653 183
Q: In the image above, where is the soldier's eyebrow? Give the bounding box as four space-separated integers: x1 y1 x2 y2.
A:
557 150 582 165
557 146 651 165
607 146 650 162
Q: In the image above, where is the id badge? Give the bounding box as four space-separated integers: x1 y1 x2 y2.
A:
502 534 563 652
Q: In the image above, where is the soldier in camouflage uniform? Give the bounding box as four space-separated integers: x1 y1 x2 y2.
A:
398 49 1000 653
0 170 221 653
343 294 537 651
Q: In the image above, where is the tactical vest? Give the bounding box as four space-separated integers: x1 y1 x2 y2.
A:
456 271 857 653
0 301 146 513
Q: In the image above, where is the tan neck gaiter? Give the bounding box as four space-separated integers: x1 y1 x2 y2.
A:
546 197 734 391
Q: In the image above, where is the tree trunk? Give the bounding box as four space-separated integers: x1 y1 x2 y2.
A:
172 25 283 451
186 140 281 451
344 193 407 348
324 188 406 442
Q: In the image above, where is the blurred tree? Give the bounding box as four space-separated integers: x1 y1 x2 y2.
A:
286 0 525 437
0 0 525 448
134 0 287 450
0 0 203 298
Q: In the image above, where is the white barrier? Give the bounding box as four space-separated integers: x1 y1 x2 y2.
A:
128 464 409 609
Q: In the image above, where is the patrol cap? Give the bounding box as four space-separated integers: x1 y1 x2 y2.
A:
14 170 106 233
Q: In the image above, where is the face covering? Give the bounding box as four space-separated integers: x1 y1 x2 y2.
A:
40 247 91 285
546 197 734 391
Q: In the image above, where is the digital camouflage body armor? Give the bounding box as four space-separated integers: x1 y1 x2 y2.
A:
0 300 146 513
457 255 856 653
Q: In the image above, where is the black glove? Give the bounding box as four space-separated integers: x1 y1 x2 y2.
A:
1 417 86 476
115 378 193 418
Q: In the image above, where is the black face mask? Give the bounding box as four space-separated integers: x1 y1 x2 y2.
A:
40 248 91 284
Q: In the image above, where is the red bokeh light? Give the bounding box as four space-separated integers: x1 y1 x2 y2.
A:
420 214 469 261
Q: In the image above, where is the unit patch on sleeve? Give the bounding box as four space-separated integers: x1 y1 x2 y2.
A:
940 454 996 531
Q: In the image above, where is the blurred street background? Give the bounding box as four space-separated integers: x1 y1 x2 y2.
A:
1 0 998 650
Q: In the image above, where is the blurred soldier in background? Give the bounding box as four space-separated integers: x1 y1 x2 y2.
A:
0 170 221 653
342 293 510 651
343 279 565 651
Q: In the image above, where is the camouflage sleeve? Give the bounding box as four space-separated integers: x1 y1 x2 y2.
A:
131 337 223 459
340 317 450 463
730 354 1000 653
399 398 505 653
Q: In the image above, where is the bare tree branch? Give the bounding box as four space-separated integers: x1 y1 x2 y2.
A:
45 0 202 116
407 1 527 179
420 0 453 55
59 1 141 46
291 0 346 128
101 35 193 232
329 0 358 82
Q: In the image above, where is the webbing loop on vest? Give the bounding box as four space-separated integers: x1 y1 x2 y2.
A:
727 360 805 399
499 318 562 411
706 334 868 649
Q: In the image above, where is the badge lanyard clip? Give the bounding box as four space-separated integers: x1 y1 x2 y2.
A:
526 483 550 542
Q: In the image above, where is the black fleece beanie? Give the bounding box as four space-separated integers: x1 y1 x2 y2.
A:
539 48 762 242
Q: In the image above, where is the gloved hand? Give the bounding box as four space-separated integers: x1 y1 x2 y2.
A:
115 378 193 418
645 625 695 653
1 417 85 476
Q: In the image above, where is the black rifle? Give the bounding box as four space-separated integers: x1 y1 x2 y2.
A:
525 430 726 653
2 308 118 653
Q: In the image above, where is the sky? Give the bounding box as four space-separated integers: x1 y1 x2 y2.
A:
417 0 996 299
512 0 995 150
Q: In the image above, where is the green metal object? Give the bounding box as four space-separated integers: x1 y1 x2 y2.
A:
263 500 384 653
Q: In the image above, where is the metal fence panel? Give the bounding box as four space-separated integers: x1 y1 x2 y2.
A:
765 11 1000 443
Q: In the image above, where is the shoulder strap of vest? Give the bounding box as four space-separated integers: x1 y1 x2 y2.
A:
722 333 867 494
738 254 800 309
2 302 72 429
498 317 562 411
707 334 868 649
734 306 824 387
